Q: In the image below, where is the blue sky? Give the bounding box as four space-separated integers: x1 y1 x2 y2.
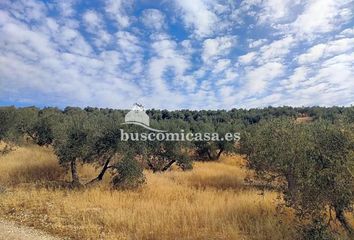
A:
0 0 353 109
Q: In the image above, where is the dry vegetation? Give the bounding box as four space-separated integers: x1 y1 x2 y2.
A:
295 116 313 123
0 144 311 239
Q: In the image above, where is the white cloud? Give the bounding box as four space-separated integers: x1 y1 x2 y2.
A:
148 38 190 93
286 0 353 39
279 52 354 106
243 93 283 108
239 52 257 65
83 10 101 29
244 62 284 93
57 26 93 56
4 0 47 22
297 44 326 65
248 38 268 48
257 0 300 24
105 0 132 28
337 27 354 38
237 36 295 66
298 38 354 64
45 18 59 33
55 0 76 17
219 86 233 99
258 35 295 63
202 36 235 62
212 59 231 74
0 5 142 108
83 10 111 47
1 21 56 58
141 9 165 31
281 66 309 90
116 31 142 62
1 0 353 109
174 0 219 37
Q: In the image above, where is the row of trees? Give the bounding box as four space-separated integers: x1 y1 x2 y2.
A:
0 106 242 187
2 105 353 148
1 105 353 238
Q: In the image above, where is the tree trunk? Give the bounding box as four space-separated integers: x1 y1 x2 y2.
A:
207 149 213 161
286 174 296 192
86 158 112 185
70 159 80 186
97 158 111 180
216 148 224 160
285 172 296 203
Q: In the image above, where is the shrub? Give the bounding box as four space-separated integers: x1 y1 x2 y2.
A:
111 154 145 190
176 154 193 171
300 219 335 240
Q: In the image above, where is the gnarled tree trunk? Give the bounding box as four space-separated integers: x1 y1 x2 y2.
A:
86 157 112 185
216 148 224 160
70 159 81 186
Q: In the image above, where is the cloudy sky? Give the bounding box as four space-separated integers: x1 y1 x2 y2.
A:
0 0 353 109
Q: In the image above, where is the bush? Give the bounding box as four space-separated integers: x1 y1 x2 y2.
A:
176 154 193 171
111 154 145 190
301 219 335 240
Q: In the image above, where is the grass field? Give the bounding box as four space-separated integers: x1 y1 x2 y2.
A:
0 143 329 239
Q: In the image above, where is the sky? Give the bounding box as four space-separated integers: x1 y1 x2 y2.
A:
0 0 353 110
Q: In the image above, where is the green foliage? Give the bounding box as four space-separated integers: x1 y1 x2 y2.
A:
343 106 354 124
300 219 335 240
30 108 62 146
54 122 89 165
114 120 194 172
176 154 193 170
53 110 91 164
0 106 17 141
241 119 354 233
192 122 242 161
52 111 99 184
111 153 145 190
141 137 192 172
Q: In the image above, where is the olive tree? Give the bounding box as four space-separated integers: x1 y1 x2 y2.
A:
240 118 354 236
0 107 18 154
82 113 147 187
192 122 241 161
141 139 191 172
133 120 193 172
0 107 15 141
14 107 39 142
84 115 126 185
29 108 63 146
0 107 39 146
53 112 95 186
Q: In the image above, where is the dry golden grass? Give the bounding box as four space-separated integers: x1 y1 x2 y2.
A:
295 116 313 123
0 145 65 185
167 155 248 190
0 145 300 240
